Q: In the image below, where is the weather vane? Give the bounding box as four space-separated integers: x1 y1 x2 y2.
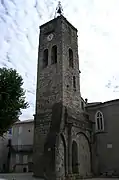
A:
54 1 63 18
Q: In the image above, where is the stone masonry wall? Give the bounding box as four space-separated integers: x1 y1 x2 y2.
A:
71 125 91 177
34 17 64 177
61 18 81 112
34 15 92 179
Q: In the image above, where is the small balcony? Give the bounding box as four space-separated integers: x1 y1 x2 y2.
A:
11 145 33 152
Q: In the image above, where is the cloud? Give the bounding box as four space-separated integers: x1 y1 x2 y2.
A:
1 0 119 120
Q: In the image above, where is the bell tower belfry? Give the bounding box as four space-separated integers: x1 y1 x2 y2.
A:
35 7 81 113
33 2 82 179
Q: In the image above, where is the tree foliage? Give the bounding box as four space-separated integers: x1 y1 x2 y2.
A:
0 68 29 136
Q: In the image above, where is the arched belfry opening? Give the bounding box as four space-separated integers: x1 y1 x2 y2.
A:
72 141 79 174
51 45 57 64
43 49 48 68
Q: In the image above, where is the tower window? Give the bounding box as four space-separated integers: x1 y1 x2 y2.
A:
73 76 76 91
69 48 73 68
95 111 104 131
51 45 57 64
43 49 48 68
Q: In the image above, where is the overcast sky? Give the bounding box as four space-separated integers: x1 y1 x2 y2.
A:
0 0 119 120
61 0 119 102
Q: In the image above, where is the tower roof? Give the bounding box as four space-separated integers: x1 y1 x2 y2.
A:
40 15 77 32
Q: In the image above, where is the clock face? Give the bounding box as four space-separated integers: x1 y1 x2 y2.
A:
47 33 54 41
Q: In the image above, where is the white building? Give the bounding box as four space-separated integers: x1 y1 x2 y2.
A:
0 119 34 173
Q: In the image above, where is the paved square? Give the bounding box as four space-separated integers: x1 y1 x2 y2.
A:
0 174 119 180
0 173 43 180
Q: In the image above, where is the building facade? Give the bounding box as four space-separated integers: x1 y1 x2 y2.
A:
0 119 34 173
87 100 119 176
10 119 34 173
33 13 119 180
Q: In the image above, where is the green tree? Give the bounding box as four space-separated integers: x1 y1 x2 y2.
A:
0 67 29 136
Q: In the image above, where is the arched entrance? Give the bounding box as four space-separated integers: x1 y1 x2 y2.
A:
77 133 91 176
72 140 78 174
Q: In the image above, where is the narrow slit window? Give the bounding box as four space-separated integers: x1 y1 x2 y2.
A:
73 76 76 91
43 49 48 68
51 45 57 64
69 48 73 68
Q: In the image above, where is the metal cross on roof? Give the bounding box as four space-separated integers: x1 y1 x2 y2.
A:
54 1 63 18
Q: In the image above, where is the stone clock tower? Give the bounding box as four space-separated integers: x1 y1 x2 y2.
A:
33 10 88 180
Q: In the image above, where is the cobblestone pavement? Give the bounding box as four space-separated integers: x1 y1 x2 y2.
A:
0 174 119 180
